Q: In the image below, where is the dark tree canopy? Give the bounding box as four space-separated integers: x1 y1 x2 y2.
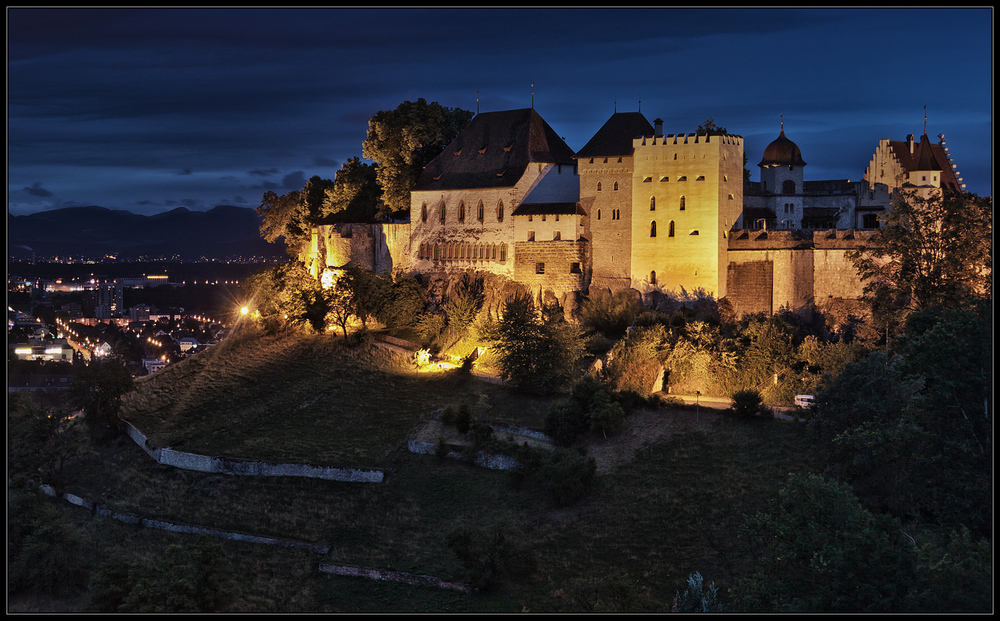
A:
321 157 383 223
849 190 992 329
362 99 474 218
257 175 334 256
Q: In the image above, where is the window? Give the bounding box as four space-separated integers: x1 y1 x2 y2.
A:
677 175 687 182
535 262 545 274
650 221 657 237
650 270 656 285
499 244 507 261
458 201 465 223
570 262 582 274
497 200 504 222
783 180 796 194
724 175 728 182
555 214 559 221
668 220 675 237
553 231 561 241
477 200 484 222
679 196 686 211
643 176 652 183
728 194 734 200
439 203 446 224
696 175 705 181
613 181 619 191
527 230 535 241
421 203 427 222
863 214 879 229
597 181 602 191
690 230 699 235
650 196 656 211
660 176 669 182
597 209 601 220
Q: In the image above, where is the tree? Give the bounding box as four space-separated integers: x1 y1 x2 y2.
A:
242 262 330 333
321 157 382 222
674 571 723 612
69 356 135 437
446 521 537 591
362 99 474 218
732 474 917 612
488 292 584 394
8 392 88 491
257 175 335 256
848 190 992 329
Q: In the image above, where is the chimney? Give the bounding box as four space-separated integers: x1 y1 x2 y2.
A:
907 134 915 154
654 118 663 138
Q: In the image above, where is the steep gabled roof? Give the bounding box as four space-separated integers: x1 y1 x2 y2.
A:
576 112 654 158
414 108 575 192
885 134 962 192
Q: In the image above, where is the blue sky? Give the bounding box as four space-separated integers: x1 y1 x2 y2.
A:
7 7 993 216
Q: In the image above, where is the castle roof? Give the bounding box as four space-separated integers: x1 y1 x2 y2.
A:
511 202 585 216
414 108 576 192
883 134 962 192
576 112 654 158
758 127 807 167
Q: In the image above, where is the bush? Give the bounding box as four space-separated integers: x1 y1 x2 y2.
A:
730 389 770 419
446 522 537 591
540 449 598 506
544 400 589 447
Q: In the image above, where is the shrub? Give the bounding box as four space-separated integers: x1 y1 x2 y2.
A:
730 389 770 419
446 522 537 591
674 571 722 612
540 449 598 507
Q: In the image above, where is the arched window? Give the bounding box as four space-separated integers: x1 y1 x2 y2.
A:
679 196 686 211
613 181 619 191
650 196 656 211
499 244 507 261
439 202 446 224
597 181 602 191
421 203 427 222
497 200 504 222
650 221 657 237
650 271 657 285
668 220 675 237
783 180 796 194
477 200 484 222
597 209 601 220
458 201 465 223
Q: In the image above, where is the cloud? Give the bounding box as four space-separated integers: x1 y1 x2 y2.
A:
313 156 339 168
282 171 305 190
249 168 279 177
177 168 192 175
23 182 53 197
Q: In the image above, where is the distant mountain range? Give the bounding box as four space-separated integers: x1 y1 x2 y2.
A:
8 205 289 261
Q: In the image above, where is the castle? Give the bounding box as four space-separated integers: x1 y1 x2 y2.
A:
302 108 966 318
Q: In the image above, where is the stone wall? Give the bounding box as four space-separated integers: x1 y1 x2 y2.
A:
725 228 872 317
512 240 587 299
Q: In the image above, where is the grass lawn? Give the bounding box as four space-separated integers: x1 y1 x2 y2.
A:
50 329 825 612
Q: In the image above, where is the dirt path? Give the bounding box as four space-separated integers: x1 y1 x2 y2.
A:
585 407 719 475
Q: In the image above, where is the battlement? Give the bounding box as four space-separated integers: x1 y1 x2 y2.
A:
634 133 743 148
728 228 874 251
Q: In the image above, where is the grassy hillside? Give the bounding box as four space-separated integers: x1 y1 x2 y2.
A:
46 328 825 612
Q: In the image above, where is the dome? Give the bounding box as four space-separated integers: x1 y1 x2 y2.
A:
758 127 806 167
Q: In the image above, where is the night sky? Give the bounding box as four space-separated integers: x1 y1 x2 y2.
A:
7 7 993 217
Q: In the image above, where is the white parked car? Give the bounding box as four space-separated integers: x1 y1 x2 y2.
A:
794 394 815 408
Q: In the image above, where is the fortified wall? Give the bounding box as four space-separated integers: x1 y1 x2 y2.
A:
302 222 411 277
725 228 873 317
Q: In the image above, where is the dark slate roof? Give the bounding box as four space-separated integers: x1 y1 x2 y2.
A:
886 135 962 192
742 207 776 221
759 128 807 167
576 112 654 158
511 202 585 216
414 109 576 191
802 179 855 194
